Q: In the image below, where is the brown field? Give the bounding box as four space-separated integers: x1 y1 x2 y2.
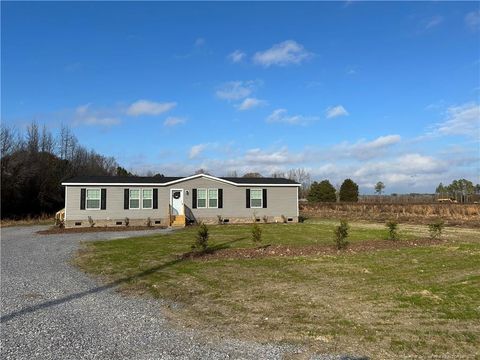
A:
301 203 480 227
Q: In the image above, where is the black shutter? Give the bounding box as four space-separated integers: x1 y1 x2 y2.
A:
153 189 158 209
101 189 107 210
80 188 86 210
246 189 251 208
192 188 197 209
218 189 223 208
124 189 129 209
262 189 267 208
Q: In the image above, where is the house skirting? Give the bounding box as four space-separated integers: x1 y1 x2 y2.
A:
64 216 298 228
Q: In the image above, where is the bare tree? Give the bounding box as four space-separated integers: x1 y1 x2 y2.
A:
40 125 55 153
226 170 238 177
26 121 40 153
243 172 263 178
286 168 312 198
194 168 211 175
271 171 286 178
0 125 17 156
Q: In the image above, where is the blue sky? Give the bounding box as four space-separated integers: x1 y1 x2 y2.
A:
2 1 479 193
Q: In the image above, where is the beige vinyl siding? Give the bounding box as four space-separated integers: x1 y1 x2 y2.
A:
64 176 298 222
178 177 297 219
66 186 169 221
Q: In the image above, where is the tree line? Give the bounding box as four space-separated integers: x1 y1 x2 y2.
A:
1 122 120 218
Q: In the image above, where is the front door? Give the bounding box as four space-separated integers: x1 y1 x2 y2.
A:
170 189 184 215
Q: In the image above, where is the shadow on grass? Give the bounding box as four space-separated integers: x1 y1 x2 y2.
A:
0 237 246 323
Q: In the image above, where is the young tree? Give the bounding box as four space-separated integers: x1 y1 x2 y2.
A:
374 181 385 195
308 180 337 202
339 178 359 202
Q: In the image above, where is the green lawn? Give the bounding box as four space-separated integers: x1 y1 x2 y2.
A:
75 220 480 359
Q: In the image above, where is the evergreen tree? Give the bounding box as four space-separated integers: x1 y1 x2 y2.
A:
339 178 359 202
307 180 337 202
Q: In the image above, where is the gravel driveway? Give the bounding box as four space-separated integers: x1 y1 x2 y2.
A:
0 226 362 360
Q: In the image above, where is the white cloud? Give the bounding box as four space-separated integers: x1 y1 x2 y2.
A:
334 135 402 160
73 104 121 127
189 144 208 159
432 103 480 137
326 105 349 119
253 40 312 67
244 147 303 165
126 100 176 116
424 15 443 29
228 50 246 63
194 38 206 47
163 117 186 127
215 80 259 101
266 109 318 125
236 98 266 111
465 10 480 31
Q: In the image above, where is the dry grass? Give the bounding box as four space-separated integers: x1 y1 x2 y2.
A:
0 216 54 228
75 221 480 359
301 203 480 227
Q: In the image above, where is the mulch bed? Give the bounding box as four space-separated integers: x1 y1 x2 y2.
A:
37 226 167 235
181 238 445 261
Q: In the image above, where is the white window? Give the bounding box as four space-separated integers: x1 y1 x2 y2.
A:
86 189 101 210
129 189 140 209
208 189 218 208
250 189 262 208
142 189 153 209
197 189 207 208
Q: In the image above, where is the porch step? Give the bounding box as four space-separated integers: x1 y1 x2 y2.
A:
171 215 186 227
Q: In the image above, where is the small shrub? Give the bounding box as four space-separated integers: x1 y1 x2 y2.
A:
252 223 262 244
193 223 209 251
146 217 152 227
386 220 399 241
87 216 95 227
334 220 349 250
428 219 444 239
217 215 223 225
298 215 307 223
281 214 287 223
262 215 268 223
124 217 130 227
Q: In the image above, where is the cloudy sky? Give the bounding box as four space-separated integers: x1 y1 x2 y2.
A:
2 1 479 193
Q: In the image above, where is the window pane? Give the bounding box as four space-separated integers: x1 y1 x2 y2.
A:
251 189 262 199
143 199 152 208
130 199 140 209
142 189 152 199
197 199 206 208
197 189 206 199
209 198 217 208
87 199 100 209
130 189 140 199
87 189 100 200
251 199 262 207
208 189 217 199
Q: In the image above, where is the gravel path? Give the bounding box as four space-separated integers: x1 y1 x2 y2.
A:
0 226 363 360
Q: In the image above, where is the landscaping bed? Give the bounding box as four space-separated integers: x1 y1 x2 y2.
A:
38 225 167 234
181 237 445 260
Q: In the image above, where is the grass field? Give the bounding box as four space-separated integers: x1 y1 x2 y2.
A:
75 220 480 359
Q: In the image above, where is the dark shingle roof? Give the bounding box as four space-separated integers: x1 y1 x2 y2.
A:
220 177 299 185
63 175 300 185
63 176 182 184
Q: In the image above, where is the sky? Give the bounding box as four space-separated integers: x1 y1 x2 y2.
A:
2 1 479 194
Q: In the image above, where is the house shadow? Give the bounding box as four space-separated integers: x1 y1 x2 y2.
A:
0 237 245 323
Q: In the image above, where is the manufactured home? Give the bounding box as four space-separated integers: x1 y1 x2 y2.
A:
61 174 300 228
